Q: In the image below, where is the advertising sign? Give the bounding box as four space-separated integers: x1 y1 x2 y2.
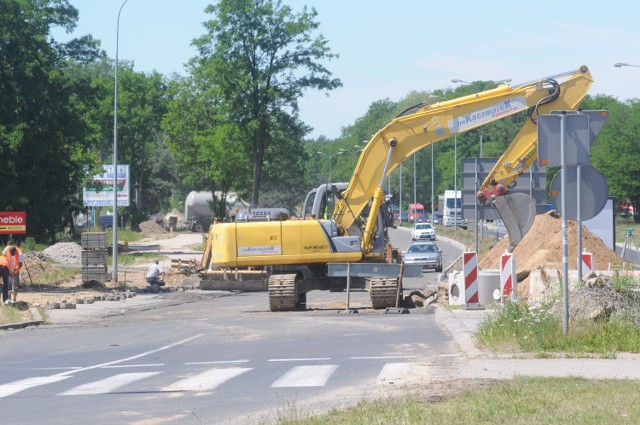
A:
0 211 27 234
83 165 130 207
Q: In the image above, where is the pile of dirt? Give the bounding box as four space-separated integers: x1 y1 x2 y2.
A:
137 220 168 235
36 242 83 265
479 211 621 271
21 255 62 284
478 210 624 301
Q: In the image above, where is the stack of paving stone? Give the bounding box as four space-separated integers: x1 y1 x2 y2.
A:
81 232 109 283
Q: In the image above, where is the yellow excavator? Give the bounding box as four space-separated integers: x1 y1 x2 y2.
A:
201 65 593 311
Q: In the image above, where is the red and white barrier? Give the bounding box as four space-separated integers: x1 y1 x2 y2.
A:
500 251 516 302
581 252 594 277
463 252 479 304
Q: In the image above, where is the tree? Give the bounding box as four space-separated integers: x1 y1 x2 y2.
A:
163 75 251 218
0 0 103 241
584 95 640 222
192 0 342 207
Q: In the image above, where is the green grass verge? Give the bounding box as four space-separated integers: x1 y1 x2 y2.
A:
278 377 640 424
0 303 34 323
477 301 640 357
108 251 160 266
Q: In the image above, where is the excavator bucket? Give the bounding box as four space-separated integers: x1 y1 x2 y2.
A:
493 193 536 251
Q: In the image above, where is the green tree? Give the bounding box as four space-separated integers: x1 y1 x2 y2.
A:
86 60 176 223
584 95 640 222
0 0 103 242
192 0 342 207
163 75 250 219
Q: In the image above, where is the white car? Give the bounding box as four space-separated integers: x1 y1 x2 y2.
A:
411 222 436 241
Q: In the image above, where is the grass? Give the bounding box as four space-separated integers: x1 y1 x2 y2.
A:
109 251 160 266
278 377 640 424
0 303 34 324
476 301 640 357
25 264 79 285
615 215 640 244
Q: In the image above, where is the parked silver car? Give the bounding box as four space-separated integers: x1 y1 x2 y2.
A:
402 241 442 272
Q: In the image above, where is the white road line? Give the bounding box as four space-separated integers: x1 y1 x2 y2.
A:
55 334 204 377
185 360 250 365
0 376 71 398
351 356 418 360
271 365 339 388
101 364 164 368
60 372 161 395
162 367 252 392
268 358 331 362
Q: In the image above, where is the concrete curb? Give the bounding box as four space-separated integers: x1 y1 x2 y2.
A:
434 305 485 358
0 307 44 330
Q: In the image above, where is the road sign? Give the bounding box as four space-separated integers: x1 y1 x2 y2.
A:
549 165 608 221
537 110 609 167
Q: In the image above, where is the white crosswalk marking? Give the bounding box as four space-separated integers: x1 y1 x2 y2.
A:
60 372 161 395
162 367 252 392
271 365 339 388
376 362 430 385
0 376 71 398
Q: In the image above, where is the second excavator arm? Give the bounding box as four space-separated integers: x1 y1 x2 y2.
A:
332 65 593 253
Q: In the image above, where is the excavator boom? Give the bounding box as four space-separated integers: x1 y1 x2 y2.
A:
333 66 593 249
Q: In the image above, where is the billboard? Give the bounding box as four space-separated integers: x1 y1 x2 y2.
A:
83 165 130 207
0 211 27 234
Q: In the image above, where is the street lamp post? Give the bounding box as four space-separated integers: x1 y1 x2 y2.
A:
413 154 417 220
426 94 449 227
614 62 640 68
431 142 434 226
328 150 347 184
112 0 129 282
316 151 325 181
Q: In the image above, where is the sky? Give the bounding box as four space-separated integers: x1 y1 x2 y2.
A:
54 0 640 139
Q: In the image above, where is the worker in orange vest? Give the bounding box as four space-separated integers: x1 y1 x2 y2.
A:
5 246 22 303
0 254 9 303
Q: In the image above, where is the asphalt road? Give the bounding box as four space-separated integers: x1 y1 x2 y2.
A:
0 290 463 424
0 227 466 425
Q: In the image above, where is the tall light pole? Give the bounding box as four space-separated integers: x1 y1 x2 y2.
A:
426 94 449 226
454 134 457 230
614 62 640 68
316 151 325 181
413 154 417 219
450 78 511 157
328 150 347 185
112 0 129 282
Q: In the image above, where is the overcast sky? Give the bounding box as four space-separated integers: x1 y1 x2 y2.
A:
56 0 640 139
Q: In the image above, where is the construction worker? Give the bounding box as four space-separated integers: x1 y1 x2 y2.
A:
0 254 9 303
5 246 22 303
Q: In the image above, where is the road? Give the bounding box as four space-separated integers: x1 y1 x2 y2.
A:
0 228 465 425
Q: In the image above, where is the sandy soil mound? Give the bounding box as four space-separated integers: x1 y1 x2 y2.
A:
477 211 623 300
479 211 621 271
138 220 168 235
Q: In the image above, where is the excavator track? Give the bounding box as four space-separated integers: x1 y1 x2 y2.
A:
268 274 298 312
368 277 399 310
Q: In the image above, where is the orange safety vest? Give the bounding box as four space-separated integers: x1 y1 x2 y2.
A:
4 246 21 273
0 255 8 268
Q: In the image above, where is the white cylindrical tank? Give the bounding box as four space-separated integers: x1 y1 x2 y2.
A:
185 191 213 220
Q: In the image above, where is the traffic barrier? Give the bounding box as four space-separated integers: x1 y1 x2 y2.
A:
581 251 594 278
463 252 479 304
500 251 516 302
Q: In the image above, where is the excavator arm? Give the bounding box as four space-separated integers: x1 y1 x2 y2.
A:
333 66 593 252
